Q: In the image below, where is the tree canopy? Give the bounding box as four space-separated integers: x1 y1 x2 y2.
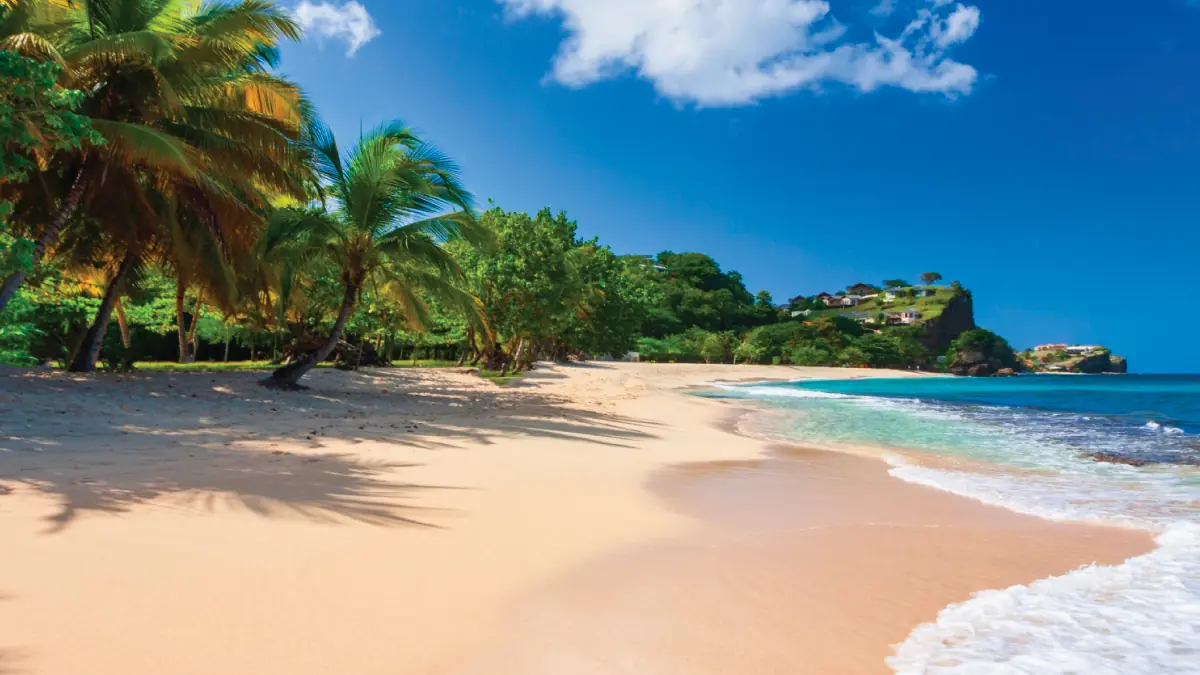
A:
0 1 1009 380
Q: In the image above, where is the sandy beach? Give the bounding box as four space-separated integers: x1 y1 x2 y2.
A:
0 363 1153 674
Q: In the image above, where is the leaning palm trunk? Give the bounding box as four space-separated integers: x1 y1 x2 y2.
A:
68 250 136 373
114 298 132 349
261 282 358 390
0 169 89 314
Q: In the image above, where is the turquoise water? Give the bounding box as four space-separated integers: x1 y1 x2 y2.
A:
714 374 1200 674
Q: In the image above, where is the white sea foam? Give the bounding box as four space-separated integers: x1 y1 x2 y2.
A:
722 383 1200 672
885 457 1200 673
888 522 1200 675
726 385 853 400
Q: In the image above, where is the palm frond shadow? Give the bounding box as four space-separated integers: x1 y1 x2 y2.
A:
0 365 660 533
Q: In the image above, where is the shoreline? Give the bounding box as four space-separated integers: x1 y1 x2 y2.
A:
0 363 1156 674
441 370 1155 674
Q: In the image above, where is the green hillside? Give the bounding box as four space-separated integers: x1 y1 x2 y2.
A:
808 286 959 325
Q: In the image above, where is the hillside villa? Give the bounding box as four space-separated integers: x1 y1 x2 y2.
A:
1033 344 1105 355
815 293 872 308
886 308 923 325
794 283 945 324
846 283 878 295
884 286 939 301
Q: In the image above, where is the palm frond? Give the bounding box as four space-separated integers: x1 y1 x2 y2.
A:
89 118 202 179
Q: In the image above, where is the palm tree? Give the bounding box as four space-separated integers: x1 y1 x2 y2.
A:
258 119 489 389
0 0 309 327
1 0 311 371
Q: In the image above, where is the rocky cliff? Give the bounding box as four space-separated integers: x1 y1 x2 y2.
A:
1021 347 1129 374
1062 351 1127 374
919 293 976 352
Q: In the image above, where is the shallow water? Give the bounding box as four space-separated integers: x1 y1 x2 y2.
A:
712 374 1200 674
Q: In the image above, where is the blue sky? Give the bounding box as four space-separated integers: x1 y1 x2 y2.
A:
280 0 1200 373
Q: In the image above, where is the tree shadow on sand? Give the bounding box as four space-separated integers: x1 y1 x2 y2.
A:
0 364 660 533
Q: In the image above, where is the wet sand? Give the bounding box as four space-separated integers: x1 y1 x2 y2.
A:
448 445 1154 674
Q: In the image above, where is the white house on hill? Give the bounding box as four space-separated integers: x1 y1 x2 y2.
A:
885 308 923 325
884 286 939 301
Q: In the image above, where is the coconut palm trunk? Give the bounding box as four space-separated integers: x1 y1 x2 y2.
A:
261 281 358 389
68 249 137 373
114 298 132 349
0 169 88 314
185 295 203 362
175 278 191 363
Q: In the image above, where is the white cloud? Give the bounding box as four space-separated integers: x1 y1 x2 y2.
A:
870 0 896 17
934 4 981 47
500 0 982 106
293 1 380 56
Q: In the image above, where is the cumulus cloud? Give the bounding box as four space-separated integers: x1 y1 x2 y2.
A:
934 4 981 47
293 1 380 56
499 0 982 106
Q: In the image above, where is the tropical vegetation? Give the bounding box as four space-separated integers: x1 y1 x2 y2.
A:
0 0 1017 381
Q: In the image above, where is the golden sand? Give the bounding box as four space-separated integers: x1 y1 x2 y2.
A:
0 363 1152 674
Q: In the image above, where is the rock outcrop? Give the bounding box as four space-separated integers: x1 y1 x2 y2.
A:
919 293 976 353
947 328 1021 377
1022 347 1129 374
1069 352 1125 374
950 352 1008 377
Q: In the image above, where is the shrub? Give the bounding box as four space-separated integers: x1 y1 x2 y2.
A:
789 345 834 366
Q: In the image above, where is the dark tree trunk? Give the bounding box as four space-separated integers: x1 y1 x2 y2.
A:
501 338 524 377
0 168 89 314
185 295 202 363
261 282 358 390
175 277 191 363
68 250 136 373
457 328 475 367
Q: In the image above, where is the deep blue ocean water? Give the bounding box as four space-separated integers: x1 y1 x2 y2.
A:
714 374 1200 674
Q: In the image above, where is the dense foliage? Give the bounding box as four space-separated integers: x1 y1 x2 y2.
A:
0 0 1013 380
1 50 99 276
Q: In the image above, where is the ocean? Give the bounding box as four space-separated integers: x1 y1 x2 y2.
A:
712 374 1200 674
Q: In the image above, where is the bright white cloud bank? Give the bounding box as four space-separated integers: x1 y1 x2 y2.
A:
500 0 983 105
293 1 380 56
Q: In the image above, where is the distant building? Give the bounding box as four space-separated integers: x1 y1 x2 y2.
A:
884 286 938 301
814 292 838 306
846 283 878 295
885 308 922 325
1065 345 1104 354
635 255 669 272
1035 343 1069 351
